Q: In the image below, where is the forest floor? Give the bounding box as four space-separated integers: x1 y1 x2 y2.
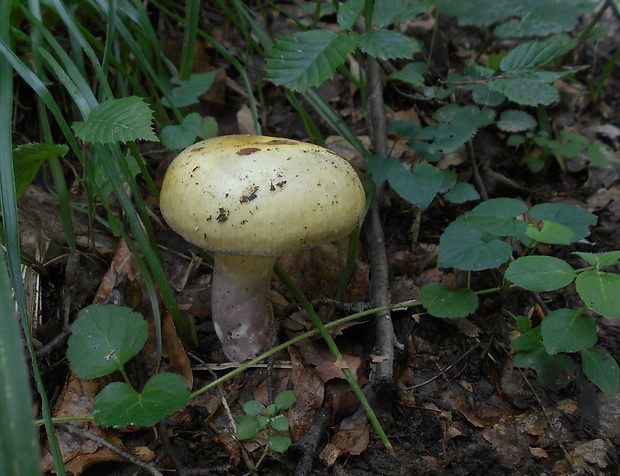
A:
21 3 620 476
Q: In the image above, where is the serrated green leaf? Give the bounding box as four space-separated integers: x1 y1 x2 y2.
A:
160 112 201 150
357 30 421 60
488 77 559 106
67 305 149 379
471 84 506 107
72 97 158 144
497 110 536 132
528 203 597 242
388 62 428 86
12 143 69 199
337 0 365 30
372 0 430 27
265 31 358 92
235 415 261 440
93 373 190 427
436 0 514 27
541 309 597 354
575 271 620 319
268 435 292 453
581 348 619 396
243 400 264 416
438 220 512 271
505 256 576 292
274 390 296 410
387 162 444 210
494 3 585 38
574 251 620 270
443 182 480 203
500 35 570 71
161 71 218 108
525 220 574 245
510 325 542 351
420 283 478 318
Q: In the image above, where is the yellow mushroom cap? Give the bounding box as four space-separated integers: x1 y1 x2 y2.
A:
160 135 366 257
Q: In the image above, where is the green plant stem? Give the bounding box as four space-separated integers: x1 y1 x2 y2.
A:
592 42 620 102
274 263 395 456
560 0 613 66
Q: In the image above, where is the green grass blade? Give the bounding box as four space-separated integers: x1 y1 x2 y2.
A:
179 0 200 80
0 250 42 476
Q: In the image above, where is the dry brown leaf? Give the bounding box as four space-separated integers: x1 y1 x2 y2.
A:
288 349 325 440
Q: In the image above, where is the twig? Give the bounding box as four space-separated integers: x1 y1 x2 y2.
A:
467 140 488 201
57 423 164 476
292 407 331 476
364 56 397 388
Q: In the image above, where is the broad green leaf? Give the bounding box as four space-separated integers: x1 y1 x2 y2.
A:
488 77 558 106
541 309 597 354
274 390 296 410
387 162 444 210
268 435 292 453
510 325 542 351
420 283 478 318
587 142 610 168
514 346 573 389
525 221 574 245
443 182 480 203
581 348 619 396
497 110 536 132
528 203 597 242
161 71 218 108
357 30 421 60
265 31 358 92
235 415 261 440
337 0 365 30
575 271 620 319
372 0 430 27
12 143 69 199
432 104 495 128
467 198 528 236
243 400 263 417
93 373 190 427
505 256 576 292
574 251 620 270
271 414 290 432
265 404 277 416
554 130 590 158
367 155 401 184
198 115 219 140
160 112 201 150
67 305 149 379
388 62 428 86
499 35 570 71
438 220 512 271
72 97 158 144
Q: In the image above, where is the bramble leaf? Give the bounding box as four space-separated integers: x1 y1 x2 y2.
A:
72 97 158 143
265 31 357 92
497 110 536 132
357 30 421 60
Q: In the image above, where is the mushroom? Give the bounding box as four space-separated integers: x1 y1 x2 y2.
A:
160 135 366 361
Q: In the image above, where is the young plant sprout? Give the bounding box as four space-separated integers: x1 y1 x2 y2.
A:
160 135 365 361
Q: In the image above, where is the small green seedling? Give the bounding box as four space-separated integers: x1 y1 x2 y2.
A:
66 304 190 427
235 390 295 469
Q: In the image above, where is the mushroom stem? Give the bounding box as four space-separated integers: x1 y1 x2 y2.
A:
211 252 276 361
